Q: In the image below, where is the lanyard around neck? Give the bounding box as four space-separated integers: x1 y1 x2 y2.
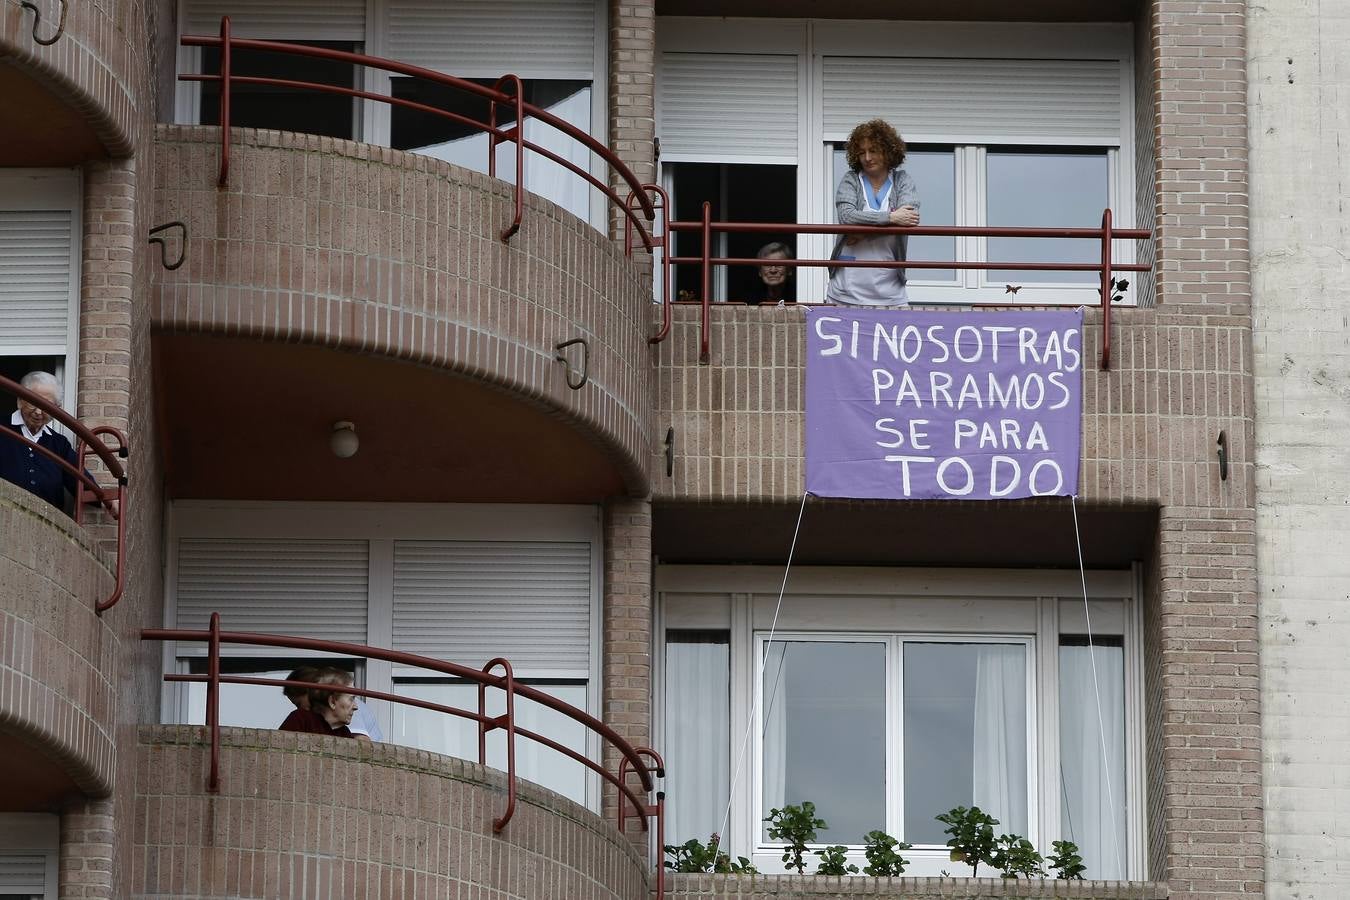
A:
860 172 893 211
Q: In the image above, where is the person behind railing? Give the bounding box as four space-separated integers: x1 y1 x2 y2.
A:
750 241 795 306
279 666 356 738
827 119 921 308
0 371 84 516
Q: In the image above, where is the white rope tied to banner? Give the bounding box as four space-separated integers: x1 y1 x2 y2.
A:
710 490 809 865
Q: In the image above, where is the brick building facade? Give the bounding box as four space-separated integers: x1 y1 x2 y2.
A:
0 0 1342 898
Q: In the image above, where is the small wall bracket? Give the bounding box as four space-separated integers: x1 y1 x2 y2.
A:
1216 430 1229 482
554 338 589 390
663 427 674 477
148 221 188 271
20 0 66 45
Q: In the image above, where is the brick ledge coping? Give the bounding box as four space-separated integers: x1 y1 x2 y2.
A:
667 873 1167 898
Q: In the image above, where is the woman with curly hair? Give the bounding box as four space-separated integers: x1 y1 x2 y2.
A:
826 119 921 308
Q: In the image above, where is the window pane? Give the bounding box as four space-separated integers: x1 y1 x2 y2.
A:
832 146 955 282
391 681 589 806
986 150 1108 284
903 642 1027 844
201 43 357 140
391 79 593 223
1059 639 1127 879
762 640 885 844
665 632 730 844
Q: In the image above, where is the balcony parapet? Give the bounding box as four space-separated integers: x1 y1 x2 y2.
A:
153 123 654 496
666 873 1168 899
134 725 650 900
0 480 116 804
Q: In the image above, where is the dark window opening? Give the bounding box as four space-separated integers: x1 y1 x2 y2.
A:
390 78 590 151
668 163 797 304
201 41 358 140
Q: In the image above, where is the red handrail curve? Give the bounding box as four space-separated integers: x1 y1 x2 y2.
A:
0 374 129 614
487 75 525 243
479 657 518 831
140 619 665 894
671 212 1151 370
624 183 673 345
619 747 666 900
183 21 656 248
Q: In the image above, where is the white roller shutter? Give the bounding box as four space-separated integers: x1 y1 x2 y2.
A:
386 0 596 78
0 210 73 356
822 57 1123 144
182 0 365 40
658 52 798 161
392 540 592 675
175 538 369 643
0 852 46 894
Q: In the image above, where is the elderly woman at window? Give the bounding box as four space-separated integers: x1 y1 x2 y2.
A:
827 119 920 308
0 371 82 515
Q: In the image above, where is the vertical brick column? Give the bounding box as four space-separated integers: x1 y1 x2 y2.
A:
1149 3 1262 898
607 0 655 239
78 160 137 432
602 496 653 830
59 800 115 899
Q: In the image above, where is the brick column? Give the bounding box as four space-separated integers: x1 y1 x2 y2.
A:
602 496 653 830
59 799 115 899
607 0 655 240
1151 506 1263 899
78 159 136 432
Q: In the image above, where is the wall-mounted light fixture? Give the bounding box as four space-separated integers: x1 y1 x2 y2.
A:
330 421 359 458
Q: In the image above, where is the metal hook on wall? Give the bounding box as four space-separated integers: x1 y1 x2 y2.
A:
20 0 67 45
1216 430 1229 482
554 338 589 391
148 222 188 270
664 427 674 477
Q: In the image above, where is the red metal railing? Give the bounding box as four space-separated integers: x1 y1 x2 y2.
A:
0 374 129 613
655 206 1150 369
183 19 656 248
141 614 666 897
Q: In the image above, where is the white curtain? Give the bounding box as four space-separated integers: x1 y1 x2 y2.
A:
665 640 730 844
761 642 788 817
972 644 1028 834
1059 643 1126 879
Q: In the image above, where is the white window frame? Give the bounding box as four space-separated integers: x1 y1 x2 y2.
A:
0 814 59 900
0 169 82 412
162 500 605 810
655 564 1146 879
176 0 610 230
656 18 1137 307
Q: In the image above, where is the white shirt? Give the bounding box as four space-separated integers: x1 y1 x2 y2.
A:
10 409 49 442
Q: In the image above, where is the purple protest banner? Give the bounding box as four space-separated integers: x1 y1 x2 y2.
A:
805 308 1083 501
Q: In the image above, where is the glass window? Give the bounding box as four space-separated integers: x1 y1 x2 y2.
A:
1059 635 1127 879
390 679 589 806
200 42 359 140
391 78 593 224
665 631 731 845
986 149 1109 284
902 641 1028 844
831 146 957 282
761 639 886 845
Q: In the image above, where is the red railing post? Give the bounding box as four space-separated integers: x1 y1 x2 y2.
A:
618 747 666 900
216 17 231 189
699 201 712 364
1100 207 1114 371
479 657 517 832
628 184 673 346
206 612 221 793
489 74 525 242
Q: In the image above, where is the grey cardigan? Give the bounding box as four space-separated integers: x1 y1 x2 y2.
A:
829 167 920 280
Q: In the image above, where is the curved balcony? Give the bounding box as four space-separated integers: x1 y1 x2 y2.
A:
134 725 651 900
0 0 140 162
152 124 655 501
0 480 116 808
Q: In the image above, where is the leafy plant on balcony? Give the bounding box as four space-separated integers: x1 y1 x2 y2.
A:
991 834 1045 878
934 805 999 875
1110 277 1130 303
663 834 757 874
814 845 858 876
1047 840 1087 880
764 801 827 873
861 830 911 876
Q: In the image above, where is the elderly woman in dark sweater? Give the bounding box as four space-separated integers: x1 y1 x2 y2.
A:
826 119 920 308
